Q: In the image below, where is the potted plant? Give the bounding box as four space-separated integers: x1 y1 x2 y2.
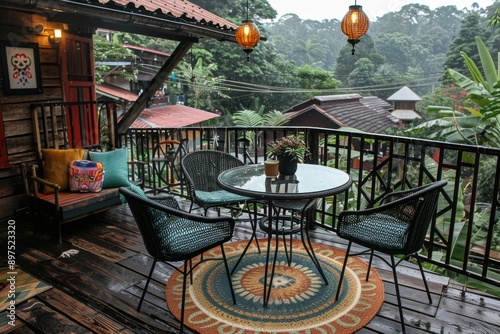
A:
267 135 309 175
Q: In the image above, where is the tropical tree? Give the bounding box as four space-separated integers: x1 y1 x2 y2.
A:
347 58 379 90
232 108 288 127
93 35 137 85
232 108 289 148
293 38 328 67
408 37 500 148
376 32 413 73
442 14 489 81
335 34 385 87
296 65 341 90
175 58 229 110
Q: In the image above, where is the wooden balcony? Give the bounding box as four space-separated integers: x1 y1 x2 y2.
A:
2 199 499 333
3 123 500 333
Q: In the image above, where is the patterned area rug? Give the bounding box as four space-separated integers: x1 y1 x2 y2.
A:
0 267 52 311
166 239 384 333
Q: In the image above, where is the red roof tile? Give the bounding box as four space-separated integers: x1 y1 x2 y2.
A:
95 0 237 30
96 85 138 102
129 105 219 128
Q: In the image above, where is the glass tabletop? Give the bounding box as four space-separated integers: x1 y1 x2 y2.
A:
217 164 352 200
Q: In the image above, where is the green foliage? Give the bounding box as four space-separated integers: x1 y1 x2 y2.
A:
175 58 229 110
408 37 500 148
267 135 309 162
376 32 413 73
334 34 385 86
296 65 340 90
442 14 489 83
93 35 137 85
416 85 474 115
232 109 288 127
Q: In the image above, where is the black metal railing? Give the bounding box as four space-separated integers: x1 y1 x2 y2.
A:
122 126 500 289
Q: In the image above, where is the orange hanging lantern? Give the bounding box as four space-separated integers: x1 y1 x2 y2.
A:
235 0 260 61
341 3 369 55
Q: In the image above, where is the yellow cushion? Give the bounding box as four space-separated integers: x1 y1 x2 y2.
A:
42 148 86 193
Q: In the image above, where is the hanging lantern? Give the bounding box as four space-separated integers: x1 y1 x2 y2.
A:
341 3 369 55
236 0 260 61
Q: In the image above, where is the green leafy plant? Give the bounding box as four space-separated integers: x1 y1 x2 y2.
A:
267 136 309 162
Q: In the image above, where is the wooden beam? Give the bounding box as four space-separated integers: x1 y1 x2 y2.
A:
117 41 194 134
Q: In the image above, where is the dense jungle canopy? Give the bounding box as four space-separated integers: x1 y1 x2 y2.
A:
96 1 500 120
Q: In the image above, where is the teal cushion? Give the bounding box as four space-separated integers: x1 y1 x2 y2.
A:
89 148 130 188
129 184 147 198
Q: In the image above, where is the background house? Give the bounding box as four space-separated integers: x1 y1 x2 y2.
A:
387 86 423 124
282 94 401 170
283 94 400 133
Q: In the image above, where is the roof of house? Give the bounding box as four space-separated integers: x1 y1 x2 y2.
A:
284 94 400 134
123 44 171 57
387 86 422 101
96 85 138 102
129 105 219 128
2 0 247 43
391 109 422 121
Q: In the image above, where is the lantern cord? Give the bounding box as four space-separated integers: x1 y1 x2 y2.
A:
246 0 249 21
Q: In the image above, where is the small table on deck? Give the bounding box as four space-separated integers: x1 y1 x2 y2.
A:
217 163 352 307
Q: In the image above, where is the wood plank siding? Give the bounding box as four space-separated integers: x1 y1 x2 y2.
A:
0 11 66 220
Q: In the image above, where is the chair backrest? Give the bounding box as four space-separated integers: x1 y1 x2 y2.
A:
392 180 448 254
181 150 245 193
119 187 178 260
119 186 235 262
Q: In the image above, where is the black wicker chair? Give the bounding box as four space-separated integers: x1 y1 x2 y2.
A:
119 187 236 333
335 180 448 334
181 150 254 214
181 150 260 252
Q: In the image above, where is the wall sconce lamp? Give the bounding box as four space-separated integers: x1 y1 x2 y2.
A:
341 1 369 55
235 0 260 61
30 24 45 35
48 29 62 45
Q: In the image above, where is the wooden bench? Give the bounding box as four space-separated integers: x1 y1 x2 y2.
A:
23 101 144 243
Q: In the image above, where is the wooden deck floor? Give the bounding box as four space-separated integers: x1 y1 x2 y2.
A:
1 199 500 334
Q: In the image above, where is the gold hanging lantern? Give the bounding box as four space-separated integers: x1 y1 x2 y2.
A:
341 2 369 55
235 0 260 61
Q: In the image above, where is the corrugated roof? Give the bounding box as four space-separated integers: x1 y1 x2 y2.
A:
3 0 246 43
387 86 422 101
92 0 236 30
129 105 219 128
96 85 138 102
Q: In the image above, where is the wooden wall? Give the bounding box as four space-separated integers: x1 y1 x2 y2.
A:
0 10 64 221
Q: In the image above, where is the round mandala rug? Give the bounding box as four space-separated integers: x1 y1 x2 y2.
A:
166 238 384 333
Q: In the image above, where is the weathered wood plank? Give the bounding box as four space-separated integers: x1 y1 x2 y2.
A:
14 240 174 333
3 202 500 334
37 287 137 334
15 298 93 333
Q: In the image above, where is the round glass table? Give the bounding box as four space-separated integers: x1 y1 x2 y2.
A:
218 163 352 307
